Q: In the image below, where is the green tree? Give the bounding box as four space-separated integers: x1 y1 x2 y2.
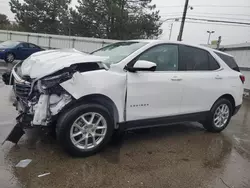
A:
0 13 23 31
0 14 10 28
71 0 162 39
9 0 71 34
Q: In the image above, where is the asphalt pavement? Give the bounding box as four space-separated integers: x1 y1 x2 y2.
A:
0 68 250 188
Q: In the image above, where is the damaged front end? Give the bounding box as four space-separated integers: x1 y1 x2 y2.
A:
3 63 74 144
2 48 108 144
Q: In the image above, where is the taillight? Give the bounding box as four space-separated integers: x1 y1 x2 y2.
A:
240 75 245 84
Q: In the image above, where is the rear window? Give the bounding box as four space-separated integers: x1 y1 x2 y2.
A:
29 43 39 48
215 52 240 72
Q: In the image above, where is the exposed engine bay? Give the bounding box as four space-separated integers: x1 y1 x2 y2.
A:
10 61 105 126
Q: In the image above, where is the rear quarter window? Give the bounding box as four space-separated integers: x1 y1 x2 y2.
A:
215 52 240 72
178 45 220 71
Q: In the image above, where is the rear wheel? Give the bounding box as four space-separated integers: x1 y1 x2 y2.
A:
5 53 15 63
202 98 233 132
56 103 114 157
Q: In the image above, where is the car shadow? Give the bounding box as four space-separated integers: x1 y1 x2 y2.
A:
100 122 231 164
5 122 232 165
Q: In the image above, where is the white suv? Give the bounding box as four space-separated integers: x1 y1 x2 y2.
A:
4 40 244 157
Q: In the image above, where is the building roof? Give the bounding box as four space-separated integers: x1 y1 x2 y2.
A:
202 42 250 51
222 42 250 49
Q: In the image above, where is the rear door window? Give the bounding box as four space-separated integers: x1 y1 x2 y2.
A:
215 52 240 72
208 54 220 70
23 43 29 48
18 43 28 48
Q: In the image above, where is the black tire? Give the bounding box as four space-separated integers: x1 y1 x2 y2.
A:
5 53 15 63
56 103 114 157
202 98 233 133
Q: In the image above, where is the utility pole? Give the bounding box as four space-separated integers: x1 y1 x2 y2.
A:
217 36 222 49
169 18 179 40
169 23 173 40
177 0 189 41
207 30 215 45
68 21 71 48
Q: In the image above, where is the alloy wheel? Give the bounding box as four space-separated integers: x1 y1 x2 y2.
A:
213 104 230 128
7 53 14 63
70 112 107 150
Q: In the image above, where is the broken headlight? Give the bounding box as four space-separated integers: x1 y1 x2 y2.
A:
40 72 72 89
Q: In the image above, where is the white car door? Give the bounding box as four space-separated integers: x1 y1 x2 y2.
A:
177 44 226 114
126 44 183 121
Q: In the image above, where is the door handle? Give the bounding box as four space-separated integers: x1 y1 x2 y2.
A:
171 77 182 81
215 75 222 79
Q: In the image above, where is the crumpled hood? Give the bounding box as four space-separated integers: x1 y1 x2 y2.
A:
21 49 108 79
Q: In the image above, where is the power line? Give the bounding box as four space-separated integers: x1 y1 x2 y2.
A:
162 17 250 25
156 5 250 8
184 21 250 28
188 15 250 21
162 17 182 22
161 17 250 28
191 5 250 8
186 17 250 25
163 19 250 28
161 15 250 22
160 12 250 17
187 12 250 17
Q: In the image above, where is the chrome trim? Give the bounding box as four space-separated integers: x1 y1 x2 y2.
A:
12 68 30 85
133 67 224 74
12 65 32 100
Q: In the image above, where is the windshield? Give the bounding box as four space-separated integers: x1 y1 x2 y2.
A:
91 41 147 67
0 41 20 48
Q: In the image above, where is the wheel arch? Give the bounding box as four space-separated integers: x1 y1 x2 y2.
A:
60 94 120 129
7 51 15 56
213 94 236 114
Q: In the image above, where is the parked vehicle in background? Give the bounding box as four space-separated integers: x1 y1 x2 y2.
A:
2 40 244 157
0 41 44 63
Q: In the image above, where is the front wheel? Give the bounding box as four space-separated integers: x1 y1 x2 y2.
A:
202 98 233 133
5 53 15 63
56 103 114 157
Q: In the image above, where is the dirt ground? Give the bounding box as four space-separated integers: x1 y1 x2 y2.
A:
0 68 250 188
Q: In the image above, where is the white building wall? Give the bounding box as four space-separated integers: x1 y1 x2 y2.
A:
241 70 250 90
224 49 250 90
226 50 250 68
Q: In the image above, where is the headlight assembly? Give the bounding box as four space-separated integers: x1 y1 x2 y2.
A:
39 72 72 90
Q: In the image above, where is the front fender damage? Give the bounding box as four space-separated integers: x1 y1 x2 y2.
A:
60 70 127 123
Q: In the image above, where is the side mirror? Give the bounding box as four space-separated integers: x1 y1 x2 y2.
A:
127 60 156 72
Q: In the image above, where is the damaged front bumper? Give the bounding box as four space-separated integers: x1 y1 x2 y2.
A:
3 66 73 144
2 113 32 144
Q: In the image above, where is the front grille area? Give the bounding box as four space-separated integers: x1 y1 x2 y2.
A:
14 81 31 99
